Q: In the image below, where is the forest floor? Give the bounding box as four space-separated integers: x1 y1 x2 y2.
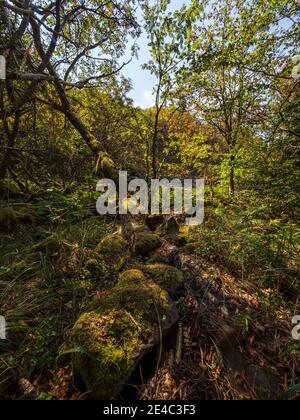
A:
0 188 299 400
138 234 298 400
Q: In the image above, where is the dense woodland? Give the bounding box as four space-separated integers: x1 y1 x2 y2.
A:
0 0 299 401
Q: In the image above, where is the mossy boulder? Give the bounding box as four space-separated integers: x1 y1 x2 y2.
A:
120 223 150 243
142 264 184 294
93 269 172 325
71 309 144 399
156 217 180 236
95 234 129 272
71 269 178 399
133 224 151 233
133 231 161 257
145 215 164 231
83 257 111 282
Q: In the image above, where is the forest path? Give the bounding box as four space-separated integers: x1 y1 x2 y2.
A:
131 216 288 400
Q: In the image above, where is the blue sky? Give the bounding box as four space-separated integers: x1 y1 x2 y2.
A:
121 0 187 108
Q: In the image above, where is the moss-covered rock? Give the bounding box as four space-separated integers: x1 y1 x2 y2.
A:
133 224 151 233
93 269 171 324
71 309 143 399
120 223 150 243
83 257 110 282
145 215 164 231
156 217 180 236
142 264 184 294
71 269 178 399
133 232 161 257
96 234 129 272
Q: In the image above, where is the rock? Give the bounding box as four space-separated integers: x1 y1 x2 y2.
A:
96 234 129 272
153 240 179 265
165 217 180 234
71 269 178 399
142 264 184 295
72 310 144 399
83 257 110 282
133 224 151 233
156 217 180 236
133 231 161 257
145 215 164 231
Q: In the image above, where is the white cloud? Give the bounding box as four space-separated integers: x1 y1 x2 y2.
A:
135 90 155 109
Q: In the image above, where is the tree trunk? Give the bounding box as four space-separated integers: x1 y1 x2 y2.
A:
229 153 235 195
152 107 160 179
0 113 20 180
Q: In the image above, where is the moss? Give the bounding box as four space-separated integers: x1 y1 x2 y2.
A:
94 269 171 324
142 264 184 294
134 232 161 257
95 152 118 183
145 215 164 231
183 242 203 254
71 269 177 399
96 234 129 272
133 224 151 233
71 310 142 399
83 257 110 282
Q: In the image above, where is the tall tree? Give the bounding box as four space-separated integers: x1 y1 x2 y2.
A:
142 0 193 178
177 0 299 194
0 0 140 179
